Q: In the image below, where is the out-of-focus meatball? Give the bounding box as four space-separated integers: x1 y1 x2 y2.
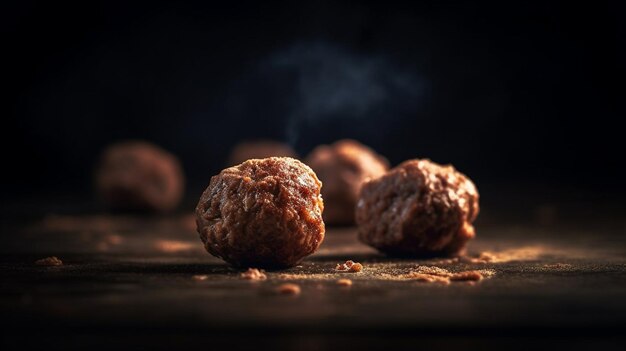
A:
356 159 479 257
195 157 325 268
227 140 297 166
305 140 388 225
95 141 184 213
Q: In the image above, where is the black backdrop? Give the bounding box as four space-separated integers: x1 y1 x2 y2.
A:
3 0 624 202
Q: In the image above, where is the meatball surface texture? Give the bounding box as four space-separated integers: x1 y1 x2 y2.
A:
356 159 479 257
195 157 325 268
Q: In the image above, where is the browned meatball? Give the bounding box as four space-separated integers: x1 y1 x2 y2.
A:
305 140 388 225
195 157 325 268
95 141 185 213
356 159 479 257
227 140 297 166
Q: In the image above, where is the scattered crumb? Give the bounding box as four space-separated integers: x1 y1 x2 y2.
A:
350 262 363 272
475 269 497 278
276 283 301 295
278 273 339 280
413 265 452 277
336 278 353 287
154 240 195 253
396 265 495 284
543 263 573 269
462 252 498 264
35 256 63 266
241 268 267 281
405 272 451 285
449 270 484 281
336 260 363 272
192 275 209 281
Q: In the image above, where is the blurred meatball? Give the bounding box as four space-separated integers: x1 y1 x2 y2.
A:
305 140 388 225
356 159 479 257
195 157 325 268
227 140 297 166
95 141 184 213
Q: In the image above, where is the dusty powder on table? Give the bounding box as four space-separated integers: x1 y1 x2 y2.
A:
35 256 63 266
405 272 451 284
463 247 546 264
543 263 573 269
412 266 452 276
241 268 267 281
427 257 460 265
401 266 495 284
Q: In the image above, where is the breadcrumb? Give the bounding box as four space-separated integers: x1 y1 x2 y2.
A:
449 270 484 281
405 272 451 284
35 256 63 266
241 268 267 281
413 265 452 277
402 266 494 284
192 275 208 281
335 260 363 272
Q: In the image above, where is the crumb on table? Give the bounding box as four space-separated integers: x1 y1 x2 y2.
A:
335 260 363 272
192 275 208 281
449 270 484 281
405 272 451 284
241 268 267 281
34 256 63 266
402 265 493 284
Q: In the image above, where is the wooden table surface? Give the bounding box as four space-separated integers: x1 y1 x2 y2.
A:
1 205 625 350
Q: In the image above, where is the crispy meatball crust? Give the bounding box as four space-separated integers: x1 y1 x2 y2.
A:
305 139 388 225
356 159 479 257
95 141 184 213
195 157 325 268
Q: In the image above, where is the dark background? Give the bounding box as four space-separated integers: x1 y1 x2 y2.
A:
3 0 624 205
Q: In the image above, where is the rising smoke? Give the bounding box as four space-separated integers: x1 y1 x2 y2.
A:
226 42 426 148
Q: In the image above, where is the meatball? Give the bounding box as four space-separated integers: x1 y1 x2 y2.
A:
227 140 297 166
195 157 325 268
305 140 388 225
95 141 184 213
356 159 479 257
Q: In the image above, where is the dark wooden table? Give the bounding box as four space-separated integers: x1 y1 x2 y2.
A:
1 202 625 350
